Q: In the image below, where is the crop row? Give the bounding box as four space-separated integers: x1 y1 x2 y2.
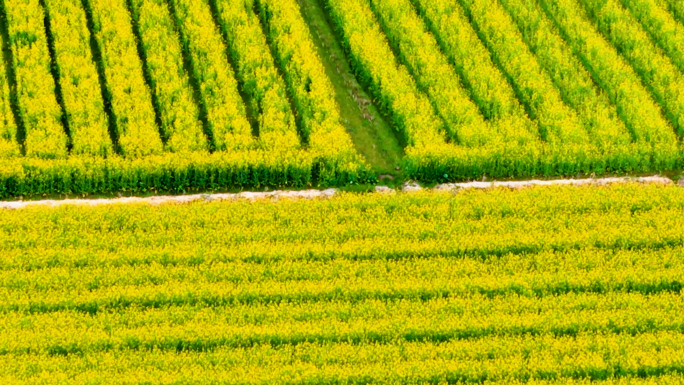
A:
0 153 370 199
462 0 588 148
3 0 684 188
2 184 684 252
0 26 19 159
410 0 525 122
2 291 683 353
84 0 164 157
3 244 683 294
128 0 208 153
661 0 684 23
410 0 538 147
499 0 637 162
2 333 684 383
540 0 680 169
578 0 684 138
254 0 362 173
322 0 507 181
366 0 487 145
539 0 679 164
3 264 682 314
0 0 307 156
405 0 548 179
0 0 366 195
0 0 370 194
2 257 683 314
212 0 300 151
624 0 684 76
2 185 684 382
42 0 112 157
325 0 684 182
0 151 312 197
3 288 682 329
1 0 68 158
168 0 255 151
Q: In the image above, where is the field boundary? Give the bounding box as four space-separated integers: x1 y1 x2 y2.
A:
0 175 676 209
432 175 673 190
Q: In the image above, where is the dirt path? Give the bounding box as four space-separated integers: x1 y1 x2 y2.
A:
433 175 674 190
0 175 676 210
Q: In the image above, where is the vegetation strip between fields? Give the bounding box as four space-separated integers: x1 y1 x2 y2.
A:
0 175 674 209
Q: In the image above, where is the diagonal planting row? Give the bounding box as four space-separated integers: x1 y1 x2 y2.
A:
578 0 684 139
366 0 489 146
0 27 19 159
408 0 548 177
406 0 539 149
537 0 679 166
497 0 672 170
0 0 356 159
0 0 367 196
83 0 164 157
1 0 67 159
324 0 684 181
368 0 580 183
660 0 684 24
166 0 254 152
458 0 590 149
624 0 684 76
2 0 684 189
410 0 526 123
325 0 564 180
321 0 499 182
41 0 112 157
212 0 300 151
128 0 208 153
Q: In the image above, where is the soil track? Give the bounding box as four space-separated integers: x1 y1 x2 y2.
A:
0 175 675 209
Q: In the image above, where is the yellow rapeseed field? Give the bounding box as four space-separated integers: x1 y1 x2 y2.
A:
0 0 681 192
1 184 684 383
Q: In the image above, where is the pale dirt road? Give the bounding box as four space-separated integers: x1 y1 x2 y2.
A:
0 175 675 209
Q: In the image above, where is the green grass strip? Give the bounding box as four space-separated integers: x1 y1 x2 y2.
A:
320 0 445 148
254 0 363 173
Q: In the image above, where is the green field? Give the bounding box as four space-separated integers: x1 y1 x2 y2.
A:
1 184 684 383
0 0 684 196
